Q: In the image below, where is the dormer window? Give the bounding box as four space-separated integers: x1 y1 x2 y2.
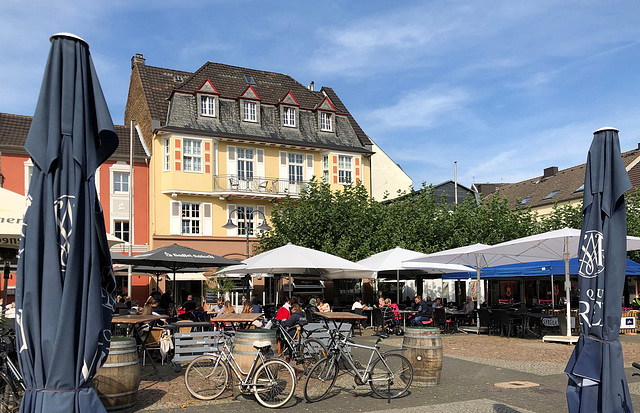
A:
200 95 216 117
283 107 296 127
243 101 257 122
544 190 560 199
320 112 333 131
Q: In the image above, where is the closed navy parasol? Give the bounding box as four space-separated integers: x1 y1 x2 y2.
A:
565 127 633 412
16 33 118 412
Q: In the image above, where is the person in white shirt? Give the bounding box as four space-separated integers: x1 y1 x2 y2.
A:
351 297 367 311
462 296 475 313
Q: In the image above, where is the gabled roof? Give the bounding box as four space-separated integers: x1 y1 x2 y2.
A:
0 112 148 160
320 87 373 148
175 62 324 109
486 146 640 209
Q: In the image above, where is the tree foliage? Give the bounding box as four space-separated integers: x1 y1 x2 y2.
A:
257 181 640 261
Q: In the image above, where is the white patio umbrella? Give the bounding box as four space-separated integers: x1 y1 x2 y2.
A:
472 228 640 337
357 247 473 304
404 243 495 312
216 243 375 298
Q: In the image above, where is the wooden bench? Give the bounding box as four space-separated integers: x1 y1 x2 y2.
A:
173 331 224 366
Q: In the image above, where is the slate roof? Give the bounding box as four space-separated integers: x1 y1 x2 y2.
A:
486 146 640 209
146 60 373 152
136 64 192 124
0 112 147 160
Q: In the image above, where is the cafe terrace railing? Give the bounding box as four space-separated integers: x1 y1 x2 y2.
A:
212 174 310 197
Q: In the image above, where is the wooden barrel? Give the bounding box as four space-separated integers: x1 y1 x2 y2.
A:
93 336 140 410
402 327 442 386
232 329 276 372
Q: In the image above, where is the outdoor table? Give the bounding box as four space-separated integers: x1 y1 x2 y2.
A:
446 310 472 334
164 321 216 333
111 315 164 369
211 312 263 330
314 311 366 333
395 310 414 331
518 312 559 338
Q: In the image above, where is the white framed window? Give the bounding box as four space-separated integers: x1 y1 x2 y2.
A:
322 156 329 182
200 95 216 117
237 205 255 236
288 153 304 184
338 155 352 184
237 148 255 180
163 138 170 171
181 202 201 235
226 204 267 237
170 201 212 236
114 220 130 243
183 138 202 172
113 171 130 193
283 107 296 127
24 159 34 195
320 112 333 131
243 101 257 122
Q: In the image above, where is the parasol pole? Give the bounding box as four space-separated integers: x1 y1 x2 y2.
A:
396 269 400 305
564 238 572 337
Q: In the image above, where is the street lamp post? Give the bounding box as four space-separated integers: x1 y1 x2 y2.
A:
222 208 272 299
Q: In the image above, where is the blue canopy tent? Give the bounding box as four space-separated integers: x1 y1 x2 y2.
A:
443 258 640 279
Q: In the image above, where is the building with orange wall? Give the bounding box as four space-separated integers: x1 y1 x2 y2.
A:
0 112 151 304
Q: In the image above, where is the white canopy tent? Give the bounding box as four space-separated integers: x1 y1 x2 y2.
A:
216 243 375 298
357 247 473 304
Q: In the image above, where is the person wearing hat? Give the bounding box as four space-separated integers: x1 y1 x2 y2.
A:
306 298 319 313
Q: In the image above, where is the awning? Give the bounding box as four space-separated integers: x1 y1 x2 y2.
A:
165 273 207 281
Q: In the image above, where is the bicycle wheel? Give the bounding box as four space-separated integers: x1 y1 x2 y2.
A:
299 338 327 373
0 372 20 413
184 355 229 400
369 353 413 399
252 359 296 408
304 356 338 403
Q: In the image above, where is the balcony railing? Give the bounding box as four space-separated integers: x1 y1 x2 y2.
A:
213 174 310 197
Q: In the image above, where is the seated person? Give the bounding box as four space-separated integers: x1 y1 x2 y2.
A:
282 303 307 335
306 298 319 313
275 298 291 320
351 297 369 311
317 298 330 313
251 296 262 313
180 294 197 318
432 298 443 310
462 296 475 314
381 299 396 333
207 298 224 316
409 295 431 326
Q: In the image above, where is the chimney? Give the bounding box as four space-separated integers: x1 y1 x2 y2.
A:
543 166 558 178
131 53 145 69
308 81 314 91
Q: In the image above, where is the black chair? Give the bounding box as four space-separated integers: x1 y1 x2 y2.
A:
372 308 385 333
492 309 521 338
352 308 364 336
477 308 495 335
433 308 453 334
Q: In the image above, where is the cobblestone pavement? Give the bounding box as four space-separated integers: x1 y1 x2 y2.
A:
122 330 640 412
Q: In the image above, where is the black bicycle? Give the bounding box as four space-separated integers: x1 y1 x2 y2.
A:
0 328 24 413
273 320 327 376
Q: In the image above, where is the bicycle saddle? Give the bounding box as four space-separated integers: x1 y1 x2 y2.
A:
253 340 272 350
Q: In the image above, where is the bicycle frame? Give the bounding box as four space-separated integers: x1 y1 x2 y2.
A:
328 334 393 384
211 337 275 392
4 356 24 392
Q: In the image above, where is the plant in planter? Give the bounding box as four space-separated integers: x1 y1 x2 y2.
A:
208 275 236 301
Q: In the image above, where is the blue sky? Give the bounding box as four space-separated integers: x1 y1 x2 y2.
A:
2 1 640 190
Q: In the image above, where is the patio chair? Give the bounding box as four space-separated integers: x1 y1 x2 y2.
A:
229 176 239 190
372 308 385 333
477 308 496 335
434 308 454 334
352 308 364 336
492 309 521 338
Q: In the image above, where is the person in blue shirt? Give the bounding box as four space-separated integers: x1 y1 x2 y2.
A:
409 295 431 326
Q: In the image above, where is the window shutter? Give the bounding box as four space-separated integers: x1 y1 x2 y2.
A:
226 203 237 237
256 149 265 178
279 151 288 180
227 146 237 177
305 154 314 181
203 203 212 236
257 205 267 234
170 201 181 235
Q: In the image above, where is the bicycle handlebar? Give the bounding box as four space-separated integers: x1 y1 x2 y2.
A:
632 362 640 370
